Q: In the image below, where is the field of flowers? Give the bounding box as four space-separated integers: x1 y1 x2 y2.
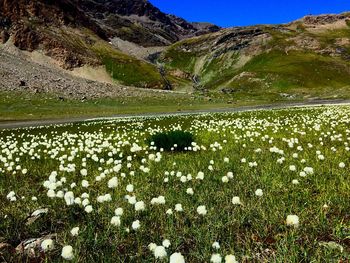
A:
0 106 349 262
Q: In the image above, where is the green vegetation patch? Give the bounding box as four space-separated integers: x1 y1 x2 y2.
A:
148 130 194 152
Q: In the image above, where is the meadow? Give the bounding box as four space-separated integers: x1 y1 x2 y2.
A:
0 106 349 262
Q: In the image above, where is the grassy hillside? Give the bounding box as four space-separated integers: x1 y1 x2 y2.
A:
56 29 165 89
160 15 350 100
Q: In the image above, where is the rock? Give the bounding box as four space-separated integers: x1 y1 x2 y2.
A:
0 30 9 44
25 208 49 225
15 234 56 258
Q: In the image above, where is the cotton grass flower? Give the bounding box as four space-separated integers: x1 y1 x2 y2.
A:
108 177 118 188
70 227 80 236
186 188 194 195
81 180 89 188
115 207 123 216
135 201 146 211
84 205 93 213
286 215 299 228
41 239 54 251
255 189 263 197
170 252 185 263
166 209 173 215
162 239 171 248
225 255 238 263
126 184 134 192
339 162 346 168
211 253 222 263
111 216 121 226
231 196 241 205
212 241 220 249
61 245 74 260
292 179 299 185
175 204 183 212
222 176 229 183
132 220 140 230
197 205 207 215
148 243 157 252
154 246 167 259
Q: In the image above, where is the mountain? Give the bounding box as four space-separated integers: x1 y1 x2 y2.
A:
1 0 350 101
159 13 350 100
0 0 220 89
78 0 220 46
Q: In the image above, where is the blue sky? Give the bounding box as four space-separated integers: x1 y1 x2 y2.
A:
149 0 350 27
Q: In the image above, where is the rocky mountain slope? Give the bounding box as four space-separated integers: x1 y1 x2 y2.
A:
160 13 350 100
0 0 219 90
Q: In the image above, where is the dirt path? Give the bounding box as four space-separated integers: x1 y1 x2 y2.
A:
1 100 350 130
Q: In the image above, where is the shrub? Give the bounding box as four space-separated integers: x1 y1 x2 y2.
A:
148 130 194 152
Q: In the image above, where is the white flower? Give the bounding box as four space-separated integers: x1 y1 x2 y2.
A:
304 167 314 175
222 176 229 183
80 169 87 176
128 196 137 205
82 199 90 207
84 205 93 213
135 201 146 211
111 216 121 226
212 241 220 249
41 239 54 251
61 245 74 260
231 196 241 205
196 171 204 180
225 254 238 263
148 243 157 251
162 239 171 248
81 180 89 188
108 177 118 188
197 205 207 215
126 184 134 192
175 204 183 212
70 227 79 236
154 246 167 259
211 253 222 263
170 252 185 263
255 189 263 197
132 220 140 230
227 172 234 178
292 179 299 185
318 154 325 160
299 171 306 177
166 209 173 215
151 196 166 205
186 188 194 195
224 157 229 163
289 165 296 172
115 207 123 216
6 191 15 200
339 162 346 168
286 215 299 227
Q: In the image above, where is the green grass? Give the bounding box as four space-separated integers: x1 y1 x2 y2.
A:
0 106 349 262
93 44 164 89
0 91 232 121
52 28 165 89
